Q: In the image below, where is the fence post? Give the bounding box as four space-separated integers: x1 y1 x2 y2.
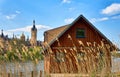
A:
40 70 42 77
31 71 33 77
0 73 2 77
0 73 3 77
8 73 10 77
20 72 23 77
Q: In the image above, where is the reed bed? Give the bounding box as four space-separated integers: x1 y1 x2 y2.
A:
44 37 120 76
0 37 120 77
0 39 44 77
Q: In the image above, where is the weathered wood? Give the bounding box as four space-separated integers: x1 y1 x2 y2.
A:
31 71 34 77
40 70 42 77
20 72 23 77
50 73 120 77
44 16 113 74
8 73 10 77
50 74 95 77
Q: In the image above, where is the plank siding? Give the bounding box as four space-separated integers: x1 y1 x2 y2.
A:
44 15 113 74
51 19 104 48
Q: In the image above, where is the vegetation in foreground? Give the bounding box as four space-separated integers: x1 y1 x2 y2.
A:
0 38 120 77
0 38 43 63
44 39 120 77
112 51 120 58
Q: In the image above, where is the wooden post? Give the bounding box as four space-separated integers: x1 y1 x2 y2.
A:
8 73 10 77
40 70 42 77
20 72 23 77
0 73 2 77
31 71 33 77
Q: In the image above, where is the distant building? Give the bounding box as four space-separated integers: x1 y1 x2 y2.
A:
20 32 25 41
30 20 37 46
0 20 41 53
0 30 9 50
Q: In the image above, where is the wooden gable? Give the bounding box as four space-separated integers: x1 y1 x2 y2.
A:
44 25 69 45
44 15 114 74
44 15 112 48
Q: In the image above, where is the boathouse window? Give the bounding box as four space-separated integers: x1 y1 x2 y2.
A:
76 28 85 38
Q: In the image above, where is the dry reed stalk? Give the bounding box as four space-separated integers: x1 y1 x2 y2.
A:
46 39 119 77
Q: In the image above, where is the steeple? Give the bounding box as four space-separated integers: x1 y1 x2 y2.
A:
1 29 4 37
20 32 25 41
33 20 35 26
30 20 37 46
31 20 37 31
13 33 14 39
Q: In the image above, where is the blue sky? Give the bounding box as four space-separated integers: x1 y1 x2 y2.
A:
0 0 120 46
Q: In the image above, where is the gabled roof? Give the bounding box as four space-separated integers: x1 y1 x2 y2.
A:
44 25 69 45
44 15 112 46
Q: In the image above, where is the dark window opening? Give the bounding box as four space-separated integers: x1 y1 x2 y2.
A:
76 28 85 38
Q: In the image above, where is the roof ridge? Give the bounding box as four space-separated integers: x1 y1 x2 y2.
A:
48 14 113 46
45 24 70 32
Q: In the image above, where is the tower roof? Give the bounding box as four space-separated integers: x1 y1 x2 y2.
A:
21 32 25 38
31 20 37 31
1 29 4 37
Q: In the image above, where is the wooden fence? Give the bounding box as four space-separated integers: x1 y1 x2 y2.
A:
0 70 43 77
50 73 120 77
1 72 120 77
0 61 44 77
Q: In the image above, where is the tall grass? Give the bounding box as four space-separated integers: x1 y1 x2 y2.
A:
0 39 44 77
0 36 120 76
44 37 120 76
0 39 43 62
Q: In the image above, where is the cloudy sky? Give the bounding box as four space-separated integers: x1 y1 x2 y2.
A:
0 0 120 45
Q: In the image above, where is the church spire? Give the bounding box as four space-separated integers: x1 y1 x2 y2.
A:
31 20 37 31
33 20 35 27
13 33 14 39
1 29 4 37
30 20 37 46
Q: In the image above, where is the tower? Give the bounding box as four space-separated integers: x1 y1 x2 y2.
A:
30 20 37 46
0 29 5 48
20 32 25 41
1 29 4 38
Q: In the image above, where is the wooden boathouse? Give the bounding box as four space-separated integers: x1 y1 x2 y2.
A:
43 15 115 74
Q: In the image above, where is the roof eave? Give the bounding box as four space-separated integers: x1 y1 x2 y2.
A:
47 14 113 46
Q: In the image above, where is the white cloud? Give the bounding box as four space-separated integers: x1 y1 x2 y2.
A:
2 25 51 39
64 18 74 24
3 31 13 36
7 25 51 33
6 14 16 20
62 0 71 3
15 11 21 14
5 10 21 20
101 3 120 15
90 17 109 23
99 17 109 21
